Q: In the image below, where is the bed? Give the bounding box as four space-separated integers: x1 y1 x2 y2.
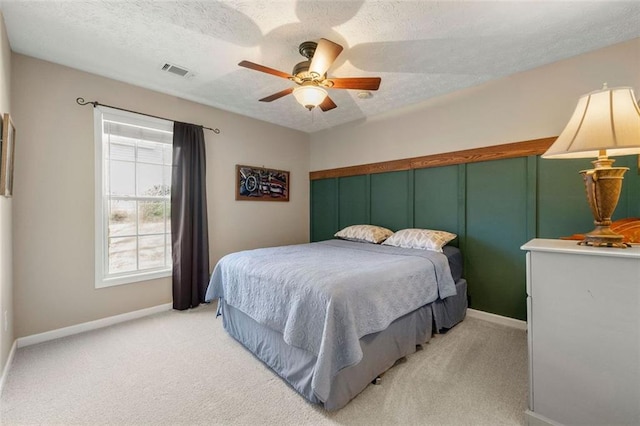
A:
205 238 467 411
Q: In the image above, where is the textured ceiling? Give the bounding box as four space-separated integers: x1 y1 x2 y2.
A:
1 1 639 133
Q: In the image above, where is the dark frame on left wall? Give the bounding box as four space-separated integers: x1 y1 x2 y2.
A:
0 113 16 197
236 164 290 201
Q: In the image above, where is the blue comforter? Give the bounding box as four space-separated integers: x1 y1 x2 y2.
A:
205 239 456 402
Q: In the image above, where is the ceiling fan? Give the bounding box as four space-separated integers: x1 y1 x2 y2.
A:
239 38 381 112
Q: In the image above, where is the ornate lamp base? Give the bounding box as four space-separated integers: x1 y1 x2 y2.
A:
579 158 629 248
579 226 631 248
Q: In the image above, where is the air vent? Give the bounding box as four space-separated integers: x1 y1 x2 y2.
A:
160 63 190 77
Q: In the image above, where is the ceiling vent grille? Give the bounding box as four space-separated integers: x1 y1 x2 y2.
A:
160 63 190 77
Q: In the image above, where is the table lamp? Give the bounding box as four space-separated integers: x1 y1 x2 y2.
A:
542 84 640 248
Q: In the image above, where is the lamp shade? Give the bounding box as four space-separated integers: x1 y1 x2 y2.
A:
292 86 327 110
542 86 640 159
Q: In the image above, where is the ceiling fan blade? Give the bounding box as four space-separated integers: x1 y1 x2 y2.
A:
259 87 294 102
329 77 381 91
309 38 343 77
239 60 292 80
319 95 337 112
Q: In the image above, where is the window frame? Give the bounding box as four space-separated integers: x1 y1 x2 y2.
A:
94 106 173 288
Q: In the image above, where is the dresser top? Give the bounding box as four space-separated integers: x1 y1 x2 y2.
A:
521 238 640 259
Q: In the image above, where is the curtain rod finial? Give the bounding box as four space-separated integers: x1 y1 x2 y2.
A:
76 97 97 107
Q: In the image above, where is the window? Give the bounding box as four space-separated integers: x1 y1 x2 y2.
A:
94 107 173 288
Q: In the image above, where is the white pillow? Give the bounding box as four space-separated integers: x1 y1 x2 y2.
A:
382 228 457 252
334 224 394 244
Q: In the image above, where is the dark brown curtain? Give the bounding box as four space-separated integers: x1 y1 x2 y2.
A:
171 122 209 310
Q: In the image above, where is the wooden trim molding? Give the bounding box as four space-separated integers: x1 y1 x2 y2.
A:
309 136 557 180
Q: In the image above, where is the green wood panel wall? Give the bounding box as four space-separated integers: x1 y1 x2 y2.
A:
414 165 463 248
466 158 528 320
310 178 338 242
414 166 460 234
339 175 369 229
309 153 640 320
537 157 594 238
538 155 640 238
370 170 414 231
614 155 640 217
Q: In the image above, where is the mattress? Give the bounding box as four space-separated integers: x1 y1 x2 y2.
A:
443 245 463 282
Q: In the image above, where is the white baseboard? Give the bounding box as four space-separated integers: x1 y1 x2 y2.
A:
0 339 17 396
525 410 564 426
17 303 172 348
467 308 527 330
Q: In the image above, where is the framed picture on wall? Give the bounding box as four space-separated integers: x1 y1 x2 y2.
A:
0 113 16 197
236 164 290 201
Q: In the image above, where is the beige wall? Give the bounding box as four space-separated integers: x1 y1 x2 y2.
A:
11 54 309 338
310 38 640 171
0 12 13 379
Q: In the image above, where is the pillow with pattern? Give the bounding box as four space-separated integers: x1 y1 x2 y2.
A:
382 228 457 252
334 224 394 244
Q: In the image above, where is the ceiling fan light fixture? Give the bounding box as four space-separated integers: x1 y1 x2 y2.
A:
238 38 380 113
293 86 327 111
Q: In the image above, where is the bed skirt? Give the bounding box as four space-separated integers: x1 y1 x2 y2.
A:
433 278 468 332
218 278 467 410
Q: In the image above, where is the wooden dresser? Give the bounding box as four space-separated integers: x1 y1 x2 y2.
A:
521 239 640 426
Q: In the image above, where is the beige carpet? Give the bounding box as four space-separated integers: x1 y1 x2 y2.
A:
0 303 528 425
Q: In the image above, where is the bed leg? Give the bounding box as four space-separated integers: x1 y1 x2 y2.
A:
371 376 382 385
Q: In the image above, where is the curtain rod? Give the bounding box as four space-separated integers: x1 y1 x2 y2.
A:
76 97 220 134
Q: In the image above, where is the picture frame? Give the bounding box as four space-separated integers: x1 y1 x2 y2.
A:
236 164 290 202
0 113 16 197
